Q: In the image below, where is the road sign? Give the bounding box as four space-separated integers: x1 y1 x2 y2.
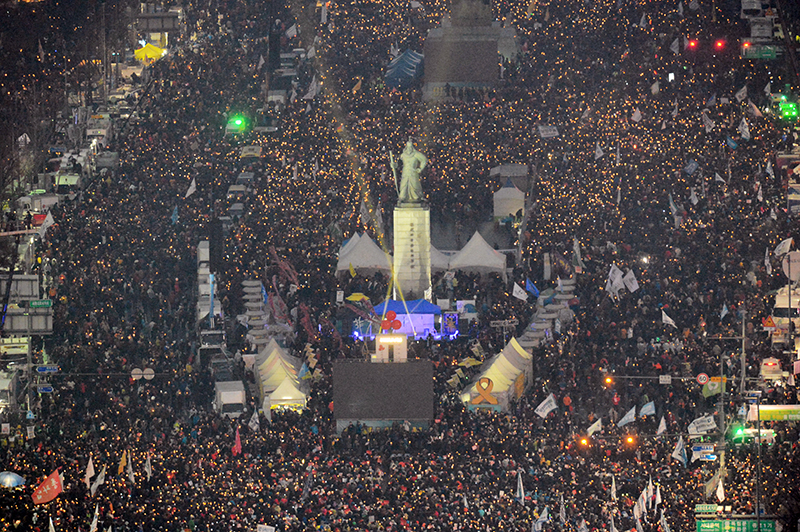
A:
37 384 54 393
29 299 52 308
26 410 35 420
659 374 672 384
696 519 775 532
36 365 59 373
694 504 718 514
762 316 776 331
782 251 800 281
490 319 519 328
699 453 717 461
692 444 715 453
697 373 709 385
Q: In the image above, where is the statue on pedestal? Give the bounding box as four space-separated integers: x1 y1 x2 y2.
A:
390 140 427 204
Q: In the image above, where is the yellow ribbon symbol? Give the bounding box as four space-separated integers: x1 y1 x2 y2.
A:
471 377 498 405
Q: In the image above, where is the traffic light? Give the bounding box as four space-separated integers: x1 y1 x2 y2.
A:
227 114 248 134
730 424 746 445
779 101 799 121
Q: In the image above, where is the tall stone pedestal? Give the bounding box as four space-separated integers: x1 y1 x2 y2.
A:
393 204 431 300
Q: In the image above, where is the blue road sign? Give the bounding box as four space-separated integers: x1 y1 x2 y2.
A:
692 444 714 453
36 365 59 373
699 453 717 461
37 385 54 393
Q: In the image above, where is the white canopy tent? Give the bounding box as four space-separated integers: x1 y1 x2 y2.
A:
448 231 507 279
493 178 525 220
265 376 307 418
430 244 450 272
336 233 392 275
461 338 533 411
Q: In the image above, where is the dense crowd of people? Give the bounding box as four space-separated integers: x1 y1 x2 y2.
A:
2 0 800 531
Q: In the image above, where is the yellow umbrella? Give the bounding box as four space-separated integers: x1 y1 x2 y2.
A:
134 43 164 63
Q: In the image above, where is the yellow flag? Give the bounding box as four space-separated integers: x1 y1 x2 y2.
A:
352 79 362 93
349 263 356 278
117 450 127 475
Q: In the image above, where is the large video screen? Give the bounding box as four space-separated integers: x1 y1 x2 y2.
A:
332 361 434 422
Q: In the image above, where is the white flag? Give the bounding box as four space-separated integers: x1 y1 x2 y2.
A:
764 82 771 95
655 485 662 507
581 107 591 120
765 247 772 275
534 508 549 532
766 160 773 177
749 100 763 118
285 24 297 38
84 456 95 489
321 3 328 24
639 13 647 27
610 515 619 532
657 416 667 435
38 211 55 239
702 112 715 133
516 469 525 503
49 517 56 532
716 476 725 502
560 494 567 523
257 54 265 70
185 177 196 198
144 452 152 481
617 406 636 427
594 142 604 160
735 85 748 102
670 37 680 54
632 108 642 123
90 465 106 496
660 509 672 532
775 237 793 256
671 436 687 467
587 418 602 435
89 503 99 532
720 303 729 320
651 81 660 95
249 410 261 432
127 450 135 484
739 118 750 141
640 401 655 417
661 310 677 328
690 187 699 205
636 517 644 532
715 172 726 184
622 270 639 292
677 1 684 16
611 475 617 500
513 283 529 301
534 393 558 418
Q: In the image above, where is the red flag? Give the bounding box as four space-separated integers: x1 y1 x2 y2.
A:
32 469 63 505
232 427 242 456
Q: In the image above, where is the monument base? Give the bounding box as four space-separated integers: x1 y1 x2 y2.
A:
393 204 432 300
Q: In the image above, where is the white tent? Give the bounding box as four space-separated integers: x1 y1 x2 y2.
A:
431 244 450 272
448 231 506 278
256 340 302 397
461 337 532 411
493 178 525 220
336 232 392 274
265 376 307 416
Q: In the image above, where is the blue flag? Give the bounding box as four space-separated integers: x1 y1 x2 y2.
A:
726 136 738 150
526 278 539 297
171 205 178 225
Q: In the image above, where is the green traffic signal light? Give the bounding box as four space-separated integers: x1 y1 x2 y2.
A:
779 101 798 121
